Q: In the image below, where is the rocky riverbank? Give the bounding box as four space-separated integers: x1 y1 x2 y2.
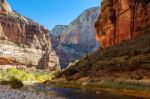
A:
0 85 51 99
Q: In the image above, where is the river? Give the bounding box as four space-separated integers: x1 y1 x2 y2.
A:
36 85 139 99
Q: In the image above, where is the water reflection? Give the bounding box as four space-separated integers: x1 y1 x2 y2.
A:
36 85 139 99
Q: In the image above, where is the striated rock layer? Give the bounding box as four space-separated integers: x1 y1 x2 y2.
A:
95 0 150 48
51 7 99 68
0 0 12 13
0 2 60 70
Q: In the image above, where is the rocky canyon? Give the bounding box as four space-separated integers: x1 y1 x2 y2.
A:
0 1 60 70
50 7 99 68
0 0 150 99
58 1 150 97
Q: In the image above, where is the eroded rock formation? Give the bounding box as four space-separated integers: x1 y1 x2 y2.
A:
95 0 150 48
0 0 12 13
0 1 60 70
51 7 99 68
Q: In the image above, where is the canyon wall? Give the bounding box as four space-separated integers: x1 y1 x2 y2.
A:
51 7 99 68
0 1 60 70
95 0 150 48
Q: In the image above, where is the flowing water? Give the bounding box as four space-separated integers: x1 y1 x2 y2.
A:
36 85 139 99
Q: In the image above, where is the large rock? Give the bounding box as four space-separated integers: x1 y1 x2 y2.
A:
51 7 99 68
95 0 150 48
0 10 60 70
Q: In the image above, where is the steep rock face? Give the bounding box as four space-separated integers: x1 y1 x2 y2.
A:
0 0 12 13
51 25 67 37
95 0 150 48
0 6 60 70
51 7 99 68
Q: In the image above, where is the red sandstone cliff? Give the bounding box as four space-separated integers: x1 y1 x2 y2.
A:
0 1 60 70
95 0 150 48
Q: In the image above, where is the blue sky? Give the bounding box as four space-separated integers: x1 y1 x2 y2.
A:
7 0 101 30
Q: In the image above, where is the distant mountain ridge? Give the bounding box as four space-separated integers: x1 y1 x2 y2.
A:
50 7 99 68
50 25 67 37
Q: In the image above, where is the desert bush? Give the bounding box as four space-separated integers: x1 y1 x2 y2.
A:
129 56 141 68
0 80 9 85
0 77 23 89
7 68 35 81
34 71 57 82
9 77 24 89
0 68 57 84
141 64 150 69
65 76 73 81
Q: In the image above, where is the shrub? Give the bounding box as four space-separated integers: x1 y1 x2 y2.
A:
9 77 24 89
129 56 141 66
0 80 9 85
0 68 57 84
7 68 35 81
0 77 23 89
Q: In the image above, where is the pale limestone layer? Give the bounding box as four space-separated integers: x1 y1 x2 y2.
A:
0 40 59 67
